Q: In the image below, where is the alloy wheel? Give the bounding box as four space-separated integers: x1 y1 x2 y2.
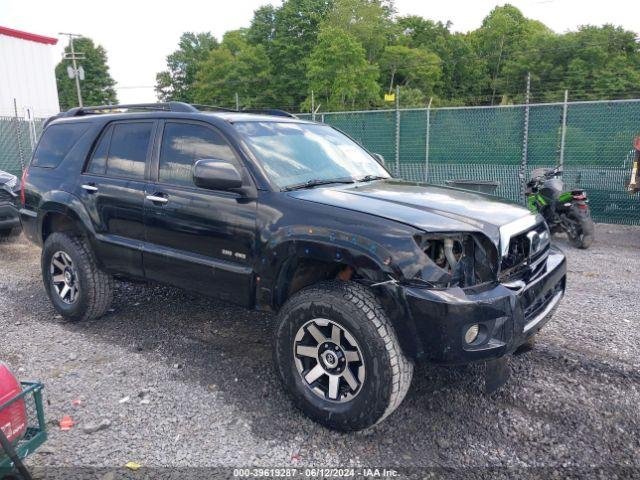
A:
293 318 365 402
50 251 79 304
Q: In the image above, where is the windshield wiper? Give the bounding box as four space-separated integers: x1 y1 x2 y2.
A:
355 175 387 183
283 178 355 191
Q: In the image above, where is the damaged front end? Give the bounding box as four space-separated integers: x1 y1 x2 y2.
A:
388 217 566 374
409 232 499 289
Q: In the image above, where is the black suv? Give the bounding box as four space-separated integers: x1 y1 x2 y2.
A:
21 102 566 431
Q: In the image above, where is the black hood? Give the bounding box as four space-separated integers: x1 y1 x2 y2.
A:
287 180 537 245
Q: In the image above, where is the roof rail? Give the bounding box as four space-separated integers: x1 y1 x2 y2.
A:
53 102 297 122
62 101 198 117
241 108 297 118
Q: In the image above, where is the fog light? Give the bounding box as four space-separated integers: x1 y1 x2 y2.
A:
464 324 479 344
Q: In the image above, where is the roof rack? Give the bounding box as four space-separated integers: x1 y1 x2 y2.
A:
62 101 198 117
48 102 298 126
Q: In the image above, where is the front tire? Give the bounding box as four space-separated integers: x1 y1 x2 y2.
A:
274 281 413 431
42 232 114 322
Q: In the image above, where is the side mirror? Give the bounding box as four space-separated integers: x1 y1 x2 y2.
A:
193 159 243 192
372 153 385 166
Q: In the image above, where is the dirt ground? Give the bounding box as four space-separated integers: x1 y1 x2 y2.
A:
1 223 639 478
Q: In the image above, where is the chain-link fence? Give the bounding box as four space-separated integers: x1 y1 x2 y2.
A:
1 100 639 224
0 115 45 176
301 99 640 225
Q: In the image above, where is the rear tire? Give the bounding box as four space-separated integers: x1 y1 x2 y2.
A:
274 281 413 431
567 211 594 249
42 232 114 322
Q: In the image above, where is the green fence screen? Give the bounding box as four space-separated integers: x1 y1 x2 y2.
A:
1 100 639 224
301 99 640 225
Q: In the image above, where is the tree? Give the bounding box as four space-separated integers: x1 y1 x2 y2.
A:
247 5 277 47
269 0 334 108
306 27 380 111
155 32 218 102
194 30 274 108
470 4 553 103
322 0 394 62
156 3 640 110
379 45 441 97
55 37 117 110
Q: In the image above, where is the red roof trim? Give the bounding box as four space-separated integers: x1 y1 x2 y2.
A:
0 26 58 45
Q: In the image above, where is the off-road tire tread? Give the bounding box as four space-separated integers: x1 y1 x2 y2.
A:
43 232 114 322
276 280 413 430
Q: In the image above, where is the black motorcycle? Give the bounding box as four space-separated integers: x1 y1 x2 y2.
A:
526 166 595 249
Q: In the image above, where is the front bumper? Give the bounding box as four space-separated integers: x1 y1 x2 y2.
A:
0 202 20 231
403 246 566 365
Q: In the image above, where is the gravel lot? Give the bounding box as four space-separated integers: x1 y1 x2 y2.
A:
1 224 639 478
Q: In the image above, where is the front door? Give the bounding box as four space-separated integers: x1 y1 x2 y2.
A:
143 120 257 306
76 120 156 278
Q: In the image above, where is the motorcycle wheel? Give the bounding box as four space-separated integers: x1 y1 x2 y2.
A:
567 210 594 249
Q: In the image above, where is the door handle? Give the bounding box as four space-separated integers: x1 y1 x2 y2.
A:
81 184 98 192
146 194 169 204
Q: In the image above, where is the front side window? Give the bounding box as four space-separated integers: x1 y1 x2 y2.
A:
88 122 152 179
233 121 389 189
33 123 89 168
158 122 236 187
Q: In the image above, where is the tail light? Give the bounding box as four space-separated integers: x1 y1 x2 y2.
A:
20 166 29 206
634 136 640 151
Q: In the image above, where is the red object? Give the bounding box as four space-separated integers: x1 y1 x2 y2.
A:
0 363 27 444
59 415 74 430
20 166 28 207
572 193 586 200
0 26 57 45
634 136 640 152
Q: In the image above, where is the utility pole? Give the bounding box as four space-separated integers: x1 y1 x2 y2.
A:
59 32 85 107
235 92 240 111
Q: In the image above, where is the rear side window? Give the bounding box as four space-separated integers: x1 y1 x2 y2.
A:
32 123 89 168
87 125 112 174
86 122 152 179
158 122 236 187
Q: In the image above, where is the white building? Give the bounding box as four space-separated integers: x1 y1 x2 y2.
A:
0 25 60 118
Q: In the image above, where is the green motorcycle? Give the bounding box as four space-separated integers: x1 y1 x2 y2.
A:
526 166 595 249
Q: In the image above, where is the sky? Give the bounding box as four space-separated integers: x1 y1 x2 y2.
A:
2 0 640 104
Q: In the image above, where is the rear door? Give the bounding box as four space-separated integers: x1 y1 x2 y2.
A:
143 120 257 305
76 120 156 277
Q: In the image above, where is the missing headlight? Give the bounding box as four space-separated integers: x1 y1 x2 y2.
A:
413 233 498 288
423 238 464 273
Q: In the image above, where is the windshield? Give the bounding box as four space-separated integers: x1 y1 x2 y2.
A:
234 121 390 189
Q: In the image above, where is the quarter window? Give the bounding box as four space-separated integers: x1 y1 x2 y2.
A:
159 122 236 187
33 123 89 168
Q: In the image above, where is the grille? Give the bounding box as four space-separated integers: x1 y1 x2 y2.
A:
500 223 550 281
